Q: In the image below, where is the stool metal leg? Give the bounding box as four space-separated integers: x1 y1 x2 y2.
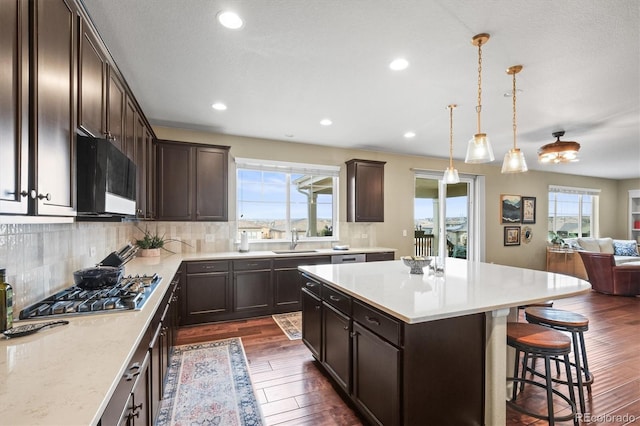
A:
544 355 556 425
579 332 593 393
562 353 579 426
571 331 586 413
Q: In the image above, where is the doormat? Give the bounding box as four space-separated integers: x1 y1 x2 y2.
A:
156 338 264 426
272 311 302 340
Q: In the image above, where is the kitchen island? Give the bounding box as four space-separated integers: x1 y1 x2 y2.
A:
299 258 592 425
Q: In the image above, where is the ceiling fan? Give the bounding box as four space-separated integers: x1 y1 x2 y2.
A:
537 131 581 164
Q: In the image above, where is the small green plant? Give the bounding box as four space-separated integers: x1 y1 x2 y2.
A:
549 231 564 246
135 226 191 252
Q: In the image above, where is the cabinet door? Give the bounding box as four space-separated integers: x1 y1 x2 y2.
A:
149 323 162 424
156 142 193 220
234 270 272 313
135 116 147 217
346 159 385 222
195 146 228 221
129 351 151 425
77 17 105 138
301 289 322 360
322 302 351 393
107 67 125 151
33 0 77 216
146 132 156 219
184 272 231 324
0 0 29 214
124 95 137 161
274 268 304 310
352 322 401 426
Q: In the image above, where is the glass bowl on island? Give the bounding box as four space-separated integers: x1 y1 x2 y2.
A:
401 256 432 274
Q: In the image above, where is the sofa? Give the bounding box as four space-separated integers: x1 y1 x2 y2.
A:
564 237 640 266
578 252 640 296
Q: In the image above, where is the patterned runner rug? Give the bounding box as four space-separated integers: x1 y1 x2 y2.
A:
156 338 264 426
272 311 302 340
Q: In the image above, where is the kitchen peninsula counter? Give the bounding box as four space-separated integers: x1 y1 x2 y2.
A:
298 258 592 425
0 247 394 426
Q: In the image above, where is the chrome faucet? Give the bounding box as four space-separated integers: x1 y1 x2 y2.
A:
290 228 298 250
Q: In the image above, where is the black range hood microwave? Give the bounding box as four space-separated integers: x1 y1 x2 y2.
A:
76 135 137 217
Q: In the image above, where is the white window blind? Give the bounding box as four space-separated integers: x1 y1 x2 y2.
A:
235 157 340 177
549 185 601 196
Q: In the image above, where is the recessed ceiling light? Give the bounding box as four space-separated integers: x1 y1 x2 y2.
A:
285 134 294 138
320 119 332 126
217 11 243 29
389 58 409 71
404 131 416 138
211 102 227 111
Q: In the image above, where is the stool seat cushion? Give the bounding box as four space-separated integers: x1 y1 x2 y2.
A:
525 307 589 329
507 322 571 351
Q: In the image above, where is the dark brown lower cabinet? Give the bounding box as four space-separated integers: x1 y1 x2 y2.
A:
322 302 351 393
352 322 401 426
273 256 331 312
301 289 322 360
183 261 231 325
233 259 272 314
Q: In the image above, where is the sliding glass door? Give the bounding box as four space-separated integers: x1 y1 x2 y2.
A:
414 172 481 261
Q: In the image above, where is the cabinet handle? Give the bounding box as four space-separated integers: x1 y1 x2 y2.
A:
329 295 341 302
128 362 141 371
314 305 320 310
350 331 359 338
342 257 357 262
19 190 29 198
365 315 381 326
37 193 51 201
305 282 317 288
343 325 349 331
124 371 140 381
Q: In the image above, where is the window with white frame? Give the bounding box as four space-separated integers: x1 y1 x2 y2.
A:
235 158 339 241
548 185 600 240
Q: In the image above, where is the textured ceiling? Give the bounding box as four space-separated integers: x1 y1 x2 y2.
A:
81 0 640 180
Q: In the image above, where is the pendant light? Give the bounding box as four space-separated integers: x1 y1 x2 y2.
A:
538 131 581 163
443 104 460 184
465 33 495 164
501 65 528 173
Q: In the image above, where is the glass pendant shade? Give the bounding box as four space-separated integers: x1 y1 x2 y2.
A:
501 148 528 173
443 167 460 184
465 133 495 163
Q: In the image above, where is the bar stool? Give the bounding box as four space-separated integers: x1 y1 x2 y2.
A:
516 300 554 321
524 307 593 414
507 322 578 425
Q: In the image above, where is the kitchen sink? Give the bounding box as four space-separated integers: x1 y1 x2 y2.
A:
272 249 318 254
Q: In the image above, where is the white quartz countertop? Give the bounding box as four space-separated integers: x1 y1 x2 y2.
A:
0 247 394 426
299 258 592 324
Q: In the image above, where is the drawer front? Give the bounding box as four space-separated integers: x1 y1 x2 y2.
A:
323 285 351 315
365 251 395 262
233 259 272 271
274 255 331 269
301 275 322 297
353 300 401 346
186 260 229 274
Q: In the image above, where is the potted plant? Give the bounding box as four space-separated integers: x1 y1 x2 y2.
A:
135 226 191 257
549 232 564 248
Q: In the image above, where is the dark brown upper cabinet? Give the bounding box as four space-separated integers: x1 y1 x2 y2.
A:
106 66 125 152
77 16 106 138
346 159 385 222
32 0 78 216
156 140 229 221
0 0 29 214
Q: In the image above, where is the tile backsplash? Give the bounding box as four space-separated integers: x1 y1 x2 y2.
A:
0 221 376 315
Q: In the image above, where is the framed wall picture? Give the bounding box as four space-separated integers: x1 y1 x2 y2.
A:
504 226 521 246
500 194 522 224
521 196 536 224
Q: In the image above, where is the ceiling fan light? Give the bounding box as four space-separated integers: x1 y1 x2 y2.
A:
443 167 460 184
465 133 495 163
501 148 528 173
537 139 581 164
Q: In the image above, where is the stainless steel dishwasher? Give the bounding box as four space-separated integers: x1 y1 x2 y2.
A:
330 253 366 264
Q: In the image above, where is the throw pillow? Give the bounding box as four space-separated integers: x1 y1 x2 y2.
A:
613 240 639 256
578 238 600 252
597 237 615 254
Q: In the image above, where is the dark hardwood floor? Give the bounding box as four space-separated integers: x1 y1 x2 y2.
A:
176 291 639 425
